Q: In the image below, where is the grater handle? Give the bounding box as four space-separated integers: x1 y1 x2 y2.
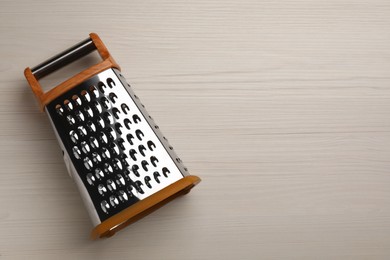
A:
24 33 120 111
31 38 96 80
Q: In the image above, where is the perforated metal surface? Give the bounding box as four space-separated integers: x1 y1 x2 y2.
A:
46 69 187 222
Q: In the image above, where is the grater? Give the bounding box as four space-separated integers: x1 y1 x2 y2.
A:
24 33 201 239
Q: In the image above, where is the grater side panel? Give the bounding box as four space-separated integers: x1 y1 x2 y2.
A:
112 69 190 177
45 69 187 222
46 110 101 225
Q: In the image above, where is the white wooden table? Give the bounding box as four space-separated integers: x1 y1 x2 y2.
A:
1 0 390 259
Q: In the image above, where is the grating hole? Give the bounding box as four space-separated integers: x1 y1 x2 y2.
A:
121 155 130 168
112 107 121 119
107 179 116 192
80 141 90 154
95 168 104 180
101 97 110 109
115 174 125 186
104 163 113 174
126 186 134 197
89 85 99 98
92 100 102 114
81 90 91 102
147 141 156 151
133 114 141 124
101 147 111 159
129 149 138 161
132 165 140 177
69 130 79 143
122 168 130 179
55 104 64 115
121 104 130 114
96 116 105 129
99 132 108 144
64 99 73 110
109 93 118 103
126 133 134 145
92 152 102 163
78 126 87 137
144 176 152 188
106 127 116 141
84 106 94 118
115 123 123 135
124 118 132 129
72 146 81 159
86 121 96 133
162 167 170 177
89 136 99 149
109 195 119 207
103 111 113 125
100 200 110 214
97 82 106 94
113 158 123 170
72 95 82 106
141 160 149 171
84 157 93 170
98 184 107 195
86 173 95 185
169 146 173 150
153 171 161 183
110 142 120 156
117 138 126 150
135 129 144 141
176 158 182 163
154 125 159 129
134 181 144 194
75 110 85 122
138 145 147 157
107 78 116 88
118 190 128 202
150 156 159 167
66 115 76 125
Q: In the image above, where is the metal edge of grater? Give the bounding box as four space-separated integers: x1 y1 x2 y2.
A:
24 33 201 239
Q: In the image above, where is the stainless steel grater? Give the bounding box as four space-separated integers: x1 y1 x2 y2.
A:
24 33 201 239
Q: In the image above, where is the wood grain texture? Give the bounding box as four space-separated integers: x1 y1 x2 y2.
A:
1 0 390 259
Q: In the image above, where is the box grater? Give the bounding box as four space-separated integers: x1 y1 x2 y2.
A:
24 33 201 239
